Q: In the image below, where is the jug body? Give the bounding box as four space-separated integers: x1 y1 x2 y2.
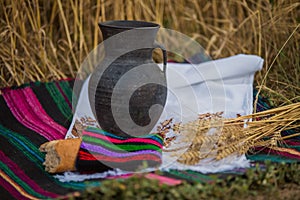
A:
89 20 167 137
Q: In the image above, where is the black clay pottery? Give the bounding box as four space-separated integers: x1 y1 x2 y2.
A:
88 20 167 137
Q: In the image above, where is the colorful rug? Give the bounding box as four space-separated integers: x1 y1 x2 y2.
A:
0 80 299 199
77 127 163 172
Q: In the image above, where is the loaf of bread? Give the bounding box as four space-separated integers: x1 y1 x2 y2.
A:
39 138 82 173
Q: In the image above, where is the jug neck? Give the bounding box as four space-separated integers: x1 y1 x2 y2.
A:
99 20 159 47
99 20 160 40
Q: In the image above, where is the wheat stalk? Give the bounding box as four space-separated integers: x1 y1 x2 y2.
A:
164 103 300 165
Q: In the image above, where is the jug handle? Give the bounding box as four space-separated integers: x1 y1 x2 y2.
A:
153 42 167 74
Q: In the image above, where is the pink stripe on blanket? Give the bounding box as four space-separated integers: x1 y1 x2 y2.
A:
55 82 72 109
283 140 300 146
0 151 58 198
106 173 182 186
3 88 65 140
23 88 67 135
0 175 24 200
145 173 182 186
83 130 162 148
107 173 182 186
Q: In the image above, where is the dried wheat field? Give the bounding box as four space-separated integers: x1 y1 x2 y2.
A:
0 0 299 106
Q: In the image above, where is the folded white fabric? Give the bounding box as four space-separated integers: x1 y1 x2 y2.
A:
159 54 264 124
65 54 264 175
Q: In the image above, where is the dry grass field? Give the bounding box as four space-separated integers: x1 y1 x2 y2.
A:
0 0 299 106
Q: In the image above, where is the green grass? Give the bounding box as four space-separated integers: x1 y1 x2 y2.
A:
67 162 300 200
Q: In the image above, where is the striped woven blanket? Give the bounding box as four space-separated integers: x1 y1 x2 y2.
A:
77 127 163 172
0 80 299 199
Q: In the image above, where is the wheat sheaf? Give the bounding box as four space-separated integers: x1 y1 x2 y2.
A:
159 103 300 165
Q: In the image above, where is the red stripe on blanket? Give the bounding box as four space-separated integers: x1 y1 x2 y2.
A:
78 150 161 163
83 130 162 148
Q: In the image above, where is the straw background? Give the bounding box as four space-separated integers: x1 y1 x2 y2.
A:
0 0 299 106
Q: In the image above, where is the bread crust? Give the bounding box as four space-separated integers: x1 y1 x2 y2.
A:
39 138 82 173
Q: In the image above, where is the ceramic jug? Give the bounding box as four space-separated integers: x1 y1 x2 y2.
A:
88 20 167 137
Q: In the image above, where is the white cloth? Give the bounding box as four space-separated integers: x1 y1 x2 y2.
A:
64 54 263 180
